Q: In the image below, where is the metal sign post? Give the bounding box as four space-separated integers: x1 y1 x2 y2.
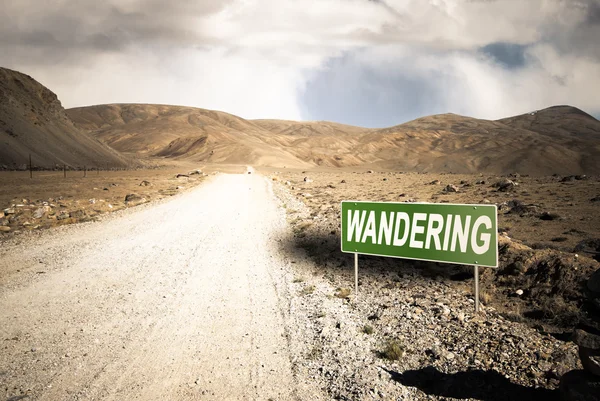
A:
474 265 480 313
354 253 358 298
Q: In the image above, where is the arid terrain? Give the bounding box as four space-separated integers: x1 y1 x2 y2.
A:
1 67 600 400
1 166 599 400
67 103 600 175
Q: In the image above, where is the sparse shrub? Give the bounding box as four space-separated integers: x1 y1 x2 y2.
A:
363 325 374 335
380 339 405 361
335 288 351 299
480 290 492 305
293 276 304 283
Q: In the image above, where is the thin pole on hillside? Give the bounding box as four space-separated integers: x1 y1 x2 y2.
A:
84 165 87 178
63 164 66 178
29 154 32 179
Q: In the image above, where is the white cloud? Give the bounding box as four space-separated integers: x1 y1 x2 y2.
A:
2 0 599 124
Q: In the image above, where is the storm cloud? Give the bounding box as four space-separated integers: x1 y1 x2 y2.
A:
1 0 598 126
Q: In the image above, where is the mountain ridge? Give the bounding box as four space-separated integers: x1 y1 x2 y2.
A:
68 103 600 175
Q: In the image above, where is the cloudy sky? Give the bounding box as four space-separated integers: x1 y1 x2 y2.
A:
1 0 599 127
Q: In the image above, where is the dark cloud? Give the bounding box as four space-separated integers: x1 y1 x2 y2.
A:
299 53 449 128
480 43 529 69
0 0 230 64
584 0 600 24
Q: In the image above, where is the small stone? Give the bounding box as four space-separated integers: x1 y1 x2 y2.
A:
495 179 517 192
69 210 85 219
0 226 10 232
33 207 47 219
574 329 600 350
124 194 146 205
443 184 459 193
516 289 524 296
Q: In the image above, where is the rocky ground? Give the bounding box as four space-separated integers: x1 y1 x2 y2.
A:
269 169 600 400
0 168 207 238
2 167 599 400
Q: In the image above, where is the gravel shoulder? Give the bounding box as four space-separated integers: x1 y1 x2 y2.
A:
0 173 322 401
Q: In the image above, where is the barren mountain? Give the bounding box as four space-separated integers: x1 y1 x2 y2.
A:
0 67 133 169
68 104 312 168
69 103 600 175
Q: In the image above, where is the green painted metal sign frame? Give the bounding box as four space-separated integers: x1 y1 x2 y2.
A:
341 201 498 268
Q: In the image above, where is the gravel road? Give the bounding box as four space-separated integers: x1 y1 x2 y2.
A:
1 173 314 400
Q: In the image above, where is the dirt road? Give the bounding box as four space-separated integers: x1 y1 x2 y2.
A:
0 174 308 400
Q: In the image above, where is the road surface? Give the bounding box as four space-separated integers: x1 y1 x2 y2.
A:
0 174 306 400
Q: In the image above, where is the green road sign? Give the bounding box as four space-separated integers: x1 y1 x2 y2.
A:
341 201 498 267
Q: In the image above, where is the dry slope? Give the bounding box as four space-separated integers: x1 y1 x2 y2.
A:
67 104 312 168
69 103 600 175
0 67 133 169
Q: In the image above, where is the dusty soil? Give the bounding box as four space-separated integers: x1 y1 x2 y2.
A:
264 168 600 334
0 167 210 237
0 173 322 400
1 167 598 401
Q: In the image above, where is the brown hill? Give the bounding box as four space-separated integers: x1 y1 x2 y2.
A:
0 67 134 169
68 104 311 168
364 107 600 174
68 103 600 175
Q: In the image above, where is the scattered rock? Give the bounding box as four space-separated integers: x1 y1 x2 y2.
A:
69 210 85 219
366 170 374 174
574 240 600 262
140 180 152 186
33 207 47 219
124 194 146 206
176 174 189 178
4 208 16 215
540 211 561 221
561 175 588 182
561 266 600 398
0 226 10 232
303 177 313 183
506 199 539 216
443 184 459 193
188 170 202 175
429 180 441 185
494 179 518 192
574 330 600 350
